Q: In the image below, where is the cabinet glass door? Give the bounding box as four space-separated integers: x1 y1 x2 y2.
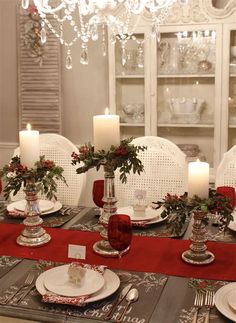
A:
112 30 149 139
156 26 221 172
228 29 236 150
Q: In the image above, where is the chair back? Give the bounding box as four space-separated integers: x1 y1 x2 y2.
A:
215 146 236 188
115 136 187 207
12 133 86 206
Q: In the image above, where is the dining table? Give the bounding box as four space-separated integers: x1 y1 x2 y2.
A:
0 202 236 322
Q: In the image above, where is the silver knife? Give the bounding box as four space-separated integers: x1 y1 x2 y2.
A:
104 283 132 320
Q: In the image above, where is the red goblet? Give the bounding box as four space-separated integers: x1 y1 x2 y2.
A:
216 186 236 208
108 214 132 258
92 180 104 215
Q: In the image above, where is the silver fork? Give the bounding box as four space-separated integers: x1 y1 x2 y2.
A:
3 271 35 304
192 291 204 323
204 290 215 323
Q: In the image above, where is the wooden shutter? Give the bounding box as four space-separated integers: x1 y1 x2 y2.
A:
18 6 62 133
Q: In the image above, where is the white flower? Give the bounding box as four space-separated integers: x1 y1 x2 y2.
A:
7 172 16 179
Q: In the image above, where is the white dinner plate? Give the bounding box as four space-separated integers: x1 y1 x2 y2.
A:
138 214 168 226
227 289 236 312
36 268 120 303
215 282 236 322
228 211 236 231
117 206 164 222
7 201 62 218
12 199 54 213
43 264 105 297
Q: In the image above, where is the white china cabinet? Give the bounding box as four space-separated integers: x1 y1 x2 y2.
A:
108 0 236 180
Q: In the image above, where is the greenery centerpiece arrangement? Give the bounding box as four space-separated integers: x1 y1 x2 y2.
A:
0 155 66 200
0 155 66 247
71 137 147 257
154 189 234 265
71 137 147 183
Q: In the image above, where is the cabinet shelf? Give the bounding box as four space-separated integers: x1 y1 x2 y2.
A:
157 74 215 79
116 75 144 79
121 123 144 127
157 123 214 128
229 124 236 128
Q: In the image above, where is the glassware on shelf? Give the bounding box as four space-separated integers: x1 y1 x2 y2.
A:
108 214 132 258
121 103 144 123
230 46 236 73
167 97 205 123
158 31 216 75
231 46 236 64
124 50 137 71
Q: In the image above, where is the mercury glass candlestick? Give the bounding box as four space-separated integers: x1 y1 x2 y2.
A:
93 164 129 257
182 211 214 265
16 178 51 247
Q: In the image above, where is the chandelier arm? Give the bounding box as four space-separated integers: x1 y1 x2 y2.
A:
33 0 65 13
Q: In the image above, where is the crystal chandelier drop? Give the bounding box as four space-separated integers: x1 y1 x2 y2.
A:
21 0 176 69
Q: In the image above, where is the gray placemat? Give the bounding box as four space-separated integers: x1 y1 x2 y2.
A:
0 258 168 323
177 278 230 323
152 276 232 323
0 256 22 279
70 208 189 238
0 202 85 228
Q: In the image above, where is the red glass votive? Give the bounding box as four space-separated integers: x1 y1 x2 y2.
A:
108 214 132 252
92 180 105 208
216 186 236 208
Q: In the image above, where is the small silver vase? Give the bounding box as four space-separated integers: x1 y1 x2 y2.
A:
16 178 51 247
182 211 214 265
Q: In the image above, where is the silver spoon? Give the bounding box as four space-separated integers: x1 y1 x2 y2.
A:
104 283 132 320
117 288 139 322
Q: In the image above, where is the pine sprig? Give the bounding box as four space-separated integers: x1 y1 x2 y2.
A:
71 137 147 183
0 155 67 200
153 189 234 236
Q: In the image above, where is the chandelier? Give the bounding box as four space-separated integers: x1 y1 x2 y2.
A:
21 0 176 69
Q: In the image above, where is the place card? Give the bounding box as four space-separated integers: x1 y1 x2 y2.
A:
68 244 86 260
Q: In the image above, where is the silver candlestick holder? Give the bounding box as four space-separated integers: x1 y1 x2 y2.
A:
93 164 130 257
182 211 215 265
16 178 51 247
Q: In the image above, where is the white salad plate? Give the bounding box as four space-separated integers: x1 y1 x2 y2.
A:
7 201 62 217
117 205 164 222
215 282 236 321
12 199 54 213
140 214 168 225
43 264 105 297
36 268 120 303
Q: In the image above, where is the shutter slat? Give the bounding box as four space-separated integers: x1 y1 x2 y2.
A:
18 7 62 134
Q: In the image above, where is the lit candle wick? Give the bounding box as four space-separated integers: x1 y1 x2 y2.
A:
26 123 31 131
105 107 109 115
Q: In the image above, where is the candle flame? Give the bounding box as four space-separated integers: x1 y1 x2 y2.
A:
26 123 31 131
196 158 200 162
105 107 109 115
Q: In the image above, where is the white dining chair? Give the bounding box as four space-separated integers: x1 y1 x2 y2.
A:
12 133 86 206
115 136 188 207
215 145 236 188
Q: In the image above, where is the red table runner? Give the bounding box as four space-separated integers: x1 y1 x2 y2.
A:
0 223 235 281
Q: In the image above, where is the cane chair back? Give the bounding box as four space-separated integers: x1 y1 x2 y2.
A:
215 146 236 188
115 136 187 207
12 133 86 206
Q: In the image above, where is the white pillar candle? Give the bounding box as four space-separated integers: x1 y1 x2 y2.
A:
19 124 40 168
93 108 120 151
188 159 209 199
